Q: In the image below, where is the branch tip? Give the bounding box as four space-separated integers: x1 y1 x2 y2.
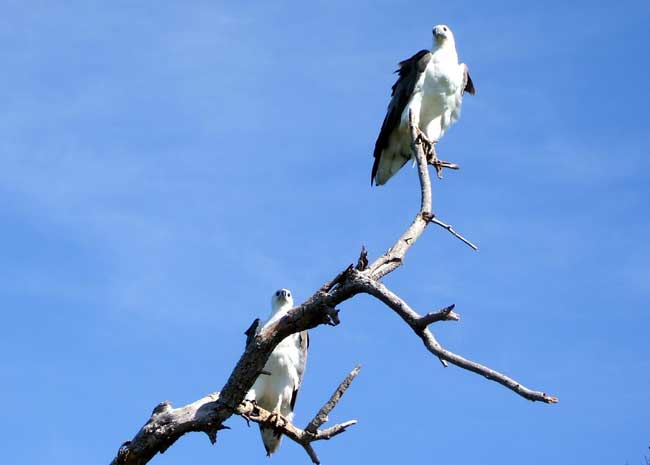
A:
356 245 369 271
417 304 460 328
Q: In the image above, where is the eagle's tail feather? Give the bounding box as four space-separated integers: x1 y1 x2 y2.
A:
260 425 282 457
375 151 410 186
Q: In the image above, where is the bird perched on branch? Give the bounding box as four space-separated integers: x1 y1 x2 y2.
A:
371 24 475 185
245 289 309 456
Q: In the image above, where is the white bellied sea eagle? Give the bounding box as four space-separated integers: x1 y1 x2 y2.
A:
371 24 475 186
245 288 309 456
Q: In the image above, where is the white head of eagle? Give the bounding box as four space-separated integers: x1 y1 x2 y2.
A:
270 288 293 317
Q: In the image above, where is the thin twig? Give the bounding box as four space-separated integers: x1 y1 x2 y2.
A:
427 215 479 251
306 365 361 434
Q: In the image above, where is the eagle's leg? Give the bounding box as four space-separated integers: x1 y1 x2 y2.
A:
414 128 443 179
428 142 444 179
266 396 287 430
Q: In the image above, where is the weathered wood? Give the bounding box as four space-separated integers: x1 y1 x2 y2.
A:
110 109 557 465
111 377 359 465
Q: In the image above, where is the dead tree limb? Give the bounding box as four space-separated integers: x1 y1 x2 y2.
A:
112 366 359 465
110 109 557 465
353 274 558 403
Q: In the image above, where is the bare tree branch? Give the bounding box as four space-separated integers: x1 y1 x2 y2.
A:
110 109 557 465
111 366 359 465
306 364 361 434
351 275 559 403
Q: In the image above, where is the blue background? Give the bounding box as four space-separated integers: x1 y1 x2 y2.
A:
1 1 649 464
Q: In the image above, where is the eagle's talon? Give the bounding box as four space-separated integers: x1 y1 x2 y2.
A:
425 145 444 179
267 412 286 430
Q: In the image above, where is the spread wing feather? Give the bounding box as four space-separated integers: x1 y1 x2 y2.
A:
371 50 431 185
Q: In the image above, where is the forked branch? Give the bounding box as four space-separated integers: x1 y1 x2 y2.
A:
110 109 557 465
240 365 361 464
112 366 359 465
352 274 558 403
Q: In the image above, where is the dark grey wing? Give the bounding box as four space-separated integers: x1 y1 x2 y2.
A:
371 49 432 185
290 331 309 411
244 318 261 348
462 64 475 96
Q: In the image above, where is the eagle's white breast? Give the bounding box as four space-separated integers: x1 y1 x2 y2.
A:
405 48 464 143
252 332 301 417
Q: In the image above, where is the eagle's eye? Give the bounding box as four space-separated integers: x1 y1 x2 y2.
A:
275 291 280 297
443 26 447 31
287 292 291 297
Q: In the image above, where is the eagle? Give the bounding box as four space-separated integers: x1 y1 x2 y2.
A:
371 24 475 186
245 288 309 456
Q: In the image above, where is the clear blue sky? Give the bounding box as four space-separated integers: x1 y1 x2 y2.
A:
2 1 649 464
